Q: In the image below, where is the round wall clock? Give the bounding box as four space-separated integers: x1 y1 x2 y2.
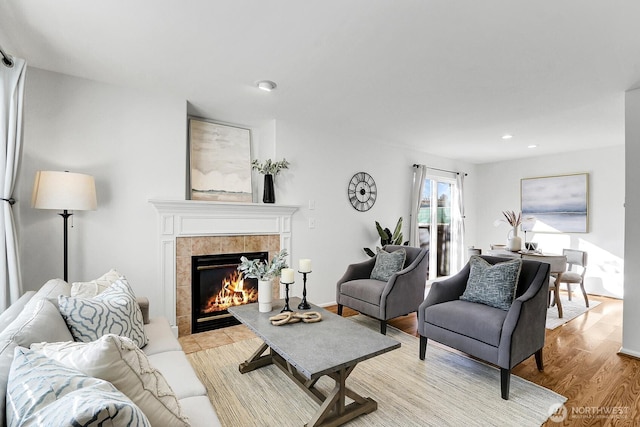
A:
348 172 377 212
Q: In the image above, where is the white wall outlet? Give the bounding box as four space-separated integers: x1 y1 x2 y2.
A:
308 218 316 229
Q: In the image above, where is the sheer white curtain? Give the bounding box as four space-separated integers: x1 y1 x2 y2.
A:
1 55 26 309
409 165 427 247
451 172 466 273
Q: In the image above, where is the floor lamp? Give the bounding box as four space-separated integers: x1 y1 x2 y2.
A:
32 171 97 282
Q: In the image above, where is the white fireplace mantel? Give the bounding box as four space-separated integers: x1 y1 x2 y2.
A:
149 199 299 328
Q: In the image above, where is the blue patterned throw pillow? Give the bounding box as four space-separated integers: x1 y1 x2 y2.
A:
370 248 407 282
58 278 148 348
460 256 522 310
6 347 151 427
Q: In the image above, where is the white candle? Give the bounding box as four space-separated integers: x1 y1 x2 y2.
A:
281 268 295 283
299 259 312 273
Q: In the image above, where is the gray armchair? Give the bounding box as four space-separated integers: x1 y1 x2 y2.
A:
336 245 429 334
418 255 550 400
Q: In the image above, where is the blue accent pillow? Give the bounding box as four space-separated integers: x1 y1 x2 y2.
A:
370 248 406 282
460 256 522 310
58 278 148 348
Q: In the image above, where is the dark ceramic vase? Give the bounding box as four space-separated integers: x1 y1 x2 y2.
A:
263 174 275 203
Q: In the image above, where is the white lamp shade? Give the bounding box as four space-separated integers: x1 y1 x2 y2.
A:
32 171 97 211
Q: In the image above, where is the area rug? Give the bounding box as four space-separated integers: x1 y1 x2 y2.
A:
187 315 565 426
546 294 601 329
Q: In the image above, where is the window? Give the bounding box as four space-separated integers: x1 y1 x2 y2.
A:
418 176 456 279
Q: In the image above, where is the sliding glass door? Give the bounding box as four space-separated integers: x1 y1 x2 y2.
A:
418 176 456 279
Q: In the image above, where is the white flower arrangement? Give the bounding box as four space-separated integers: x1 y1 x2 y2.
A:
237 249 289 281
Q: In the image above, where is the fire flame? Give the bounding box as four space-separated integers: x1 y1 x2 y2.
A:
201 271 258 313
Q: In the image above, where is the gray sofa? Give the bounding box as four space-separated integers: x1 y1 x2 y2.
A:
418 255 550 400
0 278 220 426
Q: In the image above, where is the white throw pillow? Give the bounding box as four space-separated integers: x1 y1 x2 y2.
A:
31 335 190 427
58 277 148 348
71 268 123 298
31 278 71 303
6 347 151 427
0 298 73 347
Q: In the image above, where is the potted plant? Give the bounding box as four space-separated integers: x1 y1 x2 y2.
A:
237 249 289 312
251 158 290 203
364 217 409 257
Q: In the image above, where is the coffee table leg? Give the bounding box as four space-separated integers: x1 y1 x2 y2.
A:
306 365 377 427
240 342 378 426
238 342 273 373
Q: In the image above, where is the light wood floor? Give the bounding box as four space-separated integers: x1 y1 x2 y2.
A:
327 294 640 427
181 294 638 425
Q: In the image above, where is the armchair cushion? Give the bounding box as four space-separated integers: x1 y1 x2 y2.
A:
460 256 522 311
426 300 508 347
370 248 406 281
340 279 387 305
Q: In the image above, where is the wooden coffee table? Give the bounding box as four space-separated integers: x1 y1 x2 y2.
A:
228 298 400 427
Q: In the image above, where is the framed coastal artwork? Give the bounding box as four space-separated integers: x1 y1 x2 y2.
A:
188 117 252 202
520 173 589 233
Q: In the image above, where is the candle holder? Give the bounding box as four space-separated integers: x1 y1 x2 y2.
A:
280 280 294 313
298 270 311 310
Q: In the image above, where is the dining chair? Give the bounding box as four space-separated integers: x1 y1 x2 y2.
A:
522 253 567 318
558 249 589 307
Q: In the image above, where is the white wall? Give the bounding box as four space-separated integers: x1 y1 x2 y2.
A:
11 66 637 353
475 146 625 299
15 68 186 317
14 68 478 314
273 119 478 305
622 88 640 357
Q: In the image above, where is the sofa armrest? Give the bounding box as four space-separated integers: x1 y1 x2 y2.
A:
136 297 150 324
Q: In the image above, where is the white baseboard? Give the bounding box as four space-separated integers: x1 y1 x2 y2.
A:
618 347 640 359
317 301 335 308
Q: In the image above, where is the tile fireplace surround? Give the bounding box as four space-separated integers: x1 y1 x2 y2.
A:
149 199 299 336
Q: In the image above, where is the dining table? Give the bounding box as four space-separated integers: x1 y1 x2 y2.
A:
485 249 567 317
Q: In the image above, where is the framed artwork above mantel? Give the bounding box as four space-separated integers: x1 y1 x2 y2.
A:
520 173 589 233
187 117 253 202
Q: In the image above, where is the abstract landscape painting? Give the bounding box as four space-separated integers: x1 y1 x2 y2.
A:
521 173 588 233
189 118 252 202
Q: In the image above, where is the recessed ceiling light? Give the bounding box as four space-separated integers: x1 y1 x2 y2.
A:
256 80 277 91
528 144 537 149
502 134 513 140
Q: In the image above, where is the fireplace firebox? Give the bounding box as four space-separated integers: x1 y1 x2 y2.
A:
191 251 268 333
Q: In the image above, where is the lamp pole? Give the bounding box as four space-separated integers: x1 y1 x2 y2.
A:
59 210 72 282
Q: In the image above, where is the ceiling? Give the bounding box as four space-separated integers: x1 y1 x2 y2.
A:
1 0 639 164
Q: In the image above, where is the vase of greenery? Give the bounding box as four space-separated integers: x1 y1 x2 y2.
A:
252 158 290 204
237 249 289 312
